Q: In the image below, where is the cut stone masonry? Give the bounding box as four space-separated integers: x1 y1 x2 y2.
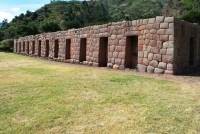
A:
14 16 200 75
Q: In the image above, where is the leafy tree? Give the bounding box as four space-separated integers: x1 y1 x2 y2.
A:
181 10 200 23
40 21 61 32
2 19 8 27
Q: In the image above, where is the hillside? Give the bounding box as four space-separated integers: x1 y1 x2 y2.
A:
0 0 199 42
0 23 2 28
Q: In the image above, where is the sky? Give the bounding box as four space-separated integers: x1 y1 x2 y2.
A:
0 0 83 22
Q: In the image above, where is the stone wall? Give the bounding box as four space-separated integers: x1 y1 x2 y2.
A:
14 16 200 75
174 19 200 74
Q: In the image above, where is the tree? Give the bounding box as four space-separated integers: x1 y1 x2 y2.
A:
181 10 200 23
2 19 8 27
40 21 61 33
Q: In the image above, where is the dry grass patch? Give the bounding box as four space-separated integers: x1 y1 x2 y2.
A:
0 52 200 133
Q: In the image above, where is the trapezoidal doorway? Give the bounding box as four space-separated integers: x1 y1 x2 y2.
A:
98 37 108 67
27 41 29 54
54 39 59 58
189 37 195 66
38 40 41 57
65 39 71 59
32 41 35 54
80 38 86 62
125 36 138 68
45 40 49 58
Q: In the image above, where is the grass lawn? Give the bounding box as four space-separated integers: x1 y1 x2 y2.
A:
0 52 200 133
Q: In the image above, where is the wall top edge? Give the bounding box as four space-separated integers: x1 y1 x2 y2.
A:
16 16 198 41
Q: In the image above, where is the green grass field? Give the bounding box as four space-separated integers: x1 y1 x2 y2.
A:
0 52 200 133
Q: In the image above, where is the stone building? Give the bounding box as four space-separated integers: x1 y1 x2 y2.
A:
14 16 200 75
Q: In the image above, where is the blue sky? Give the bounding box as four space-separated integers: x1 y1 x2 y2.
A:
0 0 83 22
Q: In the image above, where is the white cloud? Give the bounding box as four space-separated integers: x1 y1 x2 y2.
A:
0 12 14 22
11 7 20 12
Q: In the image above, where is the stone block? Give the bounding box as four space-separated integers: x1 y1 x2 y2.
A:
162 55 173 63
167 48 174 55
165 29 174 35
146 24 153 29
158 62 167 69
117 35 123 40
75 60 80 64
155 68 164 74
163 41 174 49
93 52 98 58
164 17 174 23
153 54 162 61
151 47 159 54
149 40 157 47
164 70 173 75
147 66 155 73
160 49 167 55
163 42 168 49
113 64 119 69
149 60 158 68
115 59 122 65
148 53 153 60
160 35 169 41
143 44 147 51
138 39 145 45
132 20 137 26
168 41 174 48
167 63 173 71
156 16 164 23
93 62 98 67
169 23 174 28
148 18 155 23
119 52 125 59
143 58 149 66
144 51 148 58
115 46 122 52
150 29 157 34
108 52 113 58
153 34 157 40
160 23 169 29
147 46 152 53
88 62 93 66
119 65 125 70
137 64 147 72
138 35 143 40
70 59 75 63
139 25 146 30
111 35 116 40
119 39 126 46
122 46 125 52
145 39 150 45
138 58 143 64
138 45 143 51
143 19 148 24
121 59 124 65
157 41 162 49
157 29 165 35
169 35 174 41
138 51 144 58
83 61 88 65
113 52 119 58
107 63 113 68
144 30 150 34
152 23 160 29
146 34 153 39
